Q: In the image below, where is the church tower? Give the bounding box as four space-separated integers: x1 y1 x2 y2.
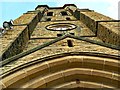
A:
0 4 120 89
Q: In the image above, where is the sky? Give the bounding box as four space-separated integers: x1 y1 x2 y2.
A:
0 0 120 27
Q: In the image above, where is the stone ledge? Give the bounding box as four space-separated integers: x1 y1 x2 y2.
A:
1 26 29 60
80 11 113 33
80 11 120 46
98 22 120 46
1 12 40 60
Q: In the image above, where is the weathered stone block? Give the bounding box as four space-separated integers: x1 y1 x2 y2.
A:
98 22 120 46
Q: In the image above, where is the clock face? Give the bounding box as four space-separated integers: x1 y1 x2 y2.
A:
46 23 77 31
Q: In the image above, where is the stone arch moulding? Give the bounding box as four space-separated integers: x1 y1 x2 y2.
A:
1 53 120 89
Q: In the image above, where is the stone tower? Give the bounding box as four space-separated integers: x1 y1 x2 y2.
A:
0 4 120 89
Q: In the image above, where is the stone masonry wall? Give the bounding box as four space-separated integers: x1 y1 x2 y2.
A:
27 13 39 38
80 11 120 46
98 22 120 46
80 11 113 33
73 10 80 20
2 27 29 60
1 11 41 60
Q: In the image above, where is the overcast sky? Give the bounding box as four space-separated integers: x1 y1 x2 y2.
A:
0 0 120 27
